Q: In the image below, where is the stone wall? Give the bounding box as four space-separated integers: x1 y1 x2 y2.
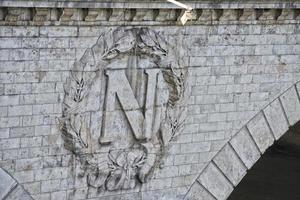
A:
0 2 299 200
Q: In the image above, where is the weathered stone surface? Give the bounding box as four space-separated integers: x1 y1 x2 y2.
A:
59 27 188 192
184 182 216 200
247 112 274 153
5 184 33 200
213 144 247 186
0 168 17 199
280 86 300 126
264 99 289 140
0 4 299 199
230 128 261 169
198 163 233 200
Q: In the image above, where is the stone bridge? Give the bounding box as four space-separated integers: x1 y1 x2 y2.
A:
0 1 299 199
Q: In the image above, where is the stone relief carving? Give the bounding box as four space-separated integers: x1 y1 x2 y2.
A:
59 27 187 192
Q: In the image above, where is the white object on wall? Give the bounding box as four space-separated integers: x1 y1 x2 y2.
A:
167 0 194 25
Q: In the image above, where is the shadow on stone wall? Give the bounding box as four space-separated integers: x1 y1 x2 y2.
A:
228 121 300 200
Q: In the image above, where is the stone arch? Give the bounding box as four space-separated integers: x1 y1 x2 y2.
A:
0 167 32 200
184 81 300 200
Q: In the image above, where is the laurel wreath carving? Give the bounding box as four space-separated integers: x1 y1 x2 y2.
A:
58 27 188 191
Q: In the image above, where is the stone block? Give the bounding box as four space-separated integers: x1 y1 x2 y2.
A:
35 125 51 136
78 27 105 37
5 184 32 200
263 99 289 140
32 104 54 115
10 49 39 61
0 168 17 199
21 116 42 127
0 138 20 150
20 94 36 105
281 86 300 126
12 27 39 37
180 142 211 153
215 75 234 85
0 49 10 61
39 49 75 60
230 128 260 169
13 170 34 183
0 128 9 139
35 168 68 181
184 182 215 200
191 85 208 96
40 26 77 37
249 92 269 101
31 193 50 200
14 72 39 83
42 155 62 168
0 95 19 106
247 112 274 153
23 182 41 195
8 105 33 116
0 117 20 128
0 27 12 37
0 38 22 48
208 113 227 122
178 165 191 176
141 187 186 200
5 83 32 95
35 93 60 104
16 157 42 171
2 149 19 160
195 95 217 104
32 83 55 94
213 144 247 186
10 127 34 138
142 178 172 191
155 166 179 178
198 163 233 200
51 191 67 200
29 147 49 158
21 137 42 148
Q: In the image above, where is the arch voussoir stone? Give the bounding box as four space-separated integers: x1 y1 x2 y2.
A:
0 168 32 200
184 182 216 200
230 127 261 170
263 99 289 140
280 85 300 126
197 163 233 200
0 168 17 199
246 112 274 153
185 81 300 200
213 144 247 186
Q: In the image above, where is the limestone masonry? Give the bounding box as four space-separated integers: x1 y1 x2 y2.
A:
0 1 299 200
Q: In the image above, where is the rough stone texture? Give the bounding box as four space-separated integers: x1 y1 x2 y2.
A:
0 168 17 199
184 182 216 200
0 2 300 200
5 184 33 200
0 167 33 200
280 86 300 126
264 99 289 140
230 128 261 169
247 112 274 153
198 163 233 200
213 144 247 186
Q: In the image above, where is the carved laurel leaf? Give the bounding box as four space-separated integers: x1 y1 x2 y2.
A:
60 27 188 192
